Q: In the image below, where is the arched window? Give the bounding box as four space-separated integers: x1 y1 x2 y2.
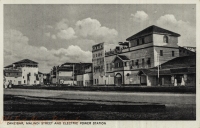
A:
163 35 168 43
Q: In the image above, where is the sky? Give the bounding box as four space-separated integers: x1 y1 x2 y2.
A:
4 4 196 73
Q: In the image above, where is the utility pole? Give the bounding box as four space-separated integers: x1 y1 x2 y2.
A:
157 53 160 86
55 66 57 86
73 64 74 86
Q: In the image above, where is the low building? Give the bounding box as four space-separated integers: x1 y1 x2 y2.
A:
4 59 39 87
137 55 196 86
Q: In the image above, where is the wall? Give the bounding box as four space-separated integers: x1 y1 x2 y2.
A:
21 67 39 85
129 47 154 69
83 73 93 86
124 71 131 84
58 71 72 76
92 43 105 85
153 47 179 66
153 34 179 47
147 76 157 86
59 80 77 85
98 75 114 85
186 74 196 86
130 35 153 47
38 74 44 84
129 71 140 84
4 76 22 86
161 75 171 86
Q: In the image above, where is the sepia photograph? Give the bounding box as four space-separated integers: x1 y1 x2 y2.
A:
3 3 196 122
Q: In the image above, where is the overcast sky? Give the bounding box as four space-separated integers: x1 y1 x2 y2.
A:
4 4 196 73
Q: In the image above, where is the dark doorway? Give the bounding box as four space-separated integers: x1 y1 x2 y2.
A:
115 73 122 86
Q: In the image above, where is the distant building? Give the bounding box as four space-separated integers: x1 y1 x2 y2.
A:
43 73 50 85
50 62 92 85
76 63 93 86
38 72 44 85
4 59 39 87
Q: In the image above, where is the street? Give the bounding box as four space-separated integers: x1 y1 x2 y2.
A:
4 88 195 105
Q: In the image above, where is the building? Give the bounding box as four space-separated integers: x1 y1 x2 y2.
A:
50 62 92 85
4 59 39 87
76 63 93 86
101 25 182 85
92 42 107 85
43 73 50 85
179 46 196 57
38 72 44 85
137 55 196 86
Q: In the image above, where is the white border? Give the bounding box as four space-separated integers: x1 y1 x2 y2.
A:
0 0 199 128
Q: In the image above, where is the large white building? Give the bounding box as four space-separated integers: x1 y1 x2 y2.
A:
4 59 39 87
92 25 196 86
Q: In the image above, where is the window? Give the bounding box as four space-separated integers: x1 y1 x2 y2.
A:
137 39 139 45
132 60 134 66
106 64 108 71
97 79 99 84
163 35 168 43
160 50 163 56
172 51 174 57
136 59 139 68
94 79 96 84
142 58 145 67
24 80 26 83
147 58 151 64
124 62 127 67
110 63 112 70
147 58 151 67
142 38 145 44
23 76 24 79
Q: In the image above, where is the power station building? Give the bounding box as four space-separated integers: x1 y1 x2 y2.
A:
92 25 196 86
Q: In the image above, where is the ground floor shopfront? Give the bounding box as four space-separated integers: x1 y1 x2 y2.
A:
96 67 196 87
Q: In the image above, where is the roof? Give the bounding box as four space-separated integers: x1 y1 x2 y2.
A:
4 64 13 68
38 71 43 74
57 67 73 71
126 25 181 41
157 55 196 69
118 55 130 60
138 69 172 76
170 67 196 74
13 59 38 64
112 55 130 63
4 69 22 73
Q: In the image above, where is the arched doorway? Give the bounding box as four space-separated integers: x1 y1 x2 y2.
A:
115 73 122 86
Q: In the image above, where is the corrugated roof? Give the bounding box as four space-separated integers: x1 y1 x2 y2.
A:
158 55 196 69
170 67 196 74
126 25 181 41
138 69 172 76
